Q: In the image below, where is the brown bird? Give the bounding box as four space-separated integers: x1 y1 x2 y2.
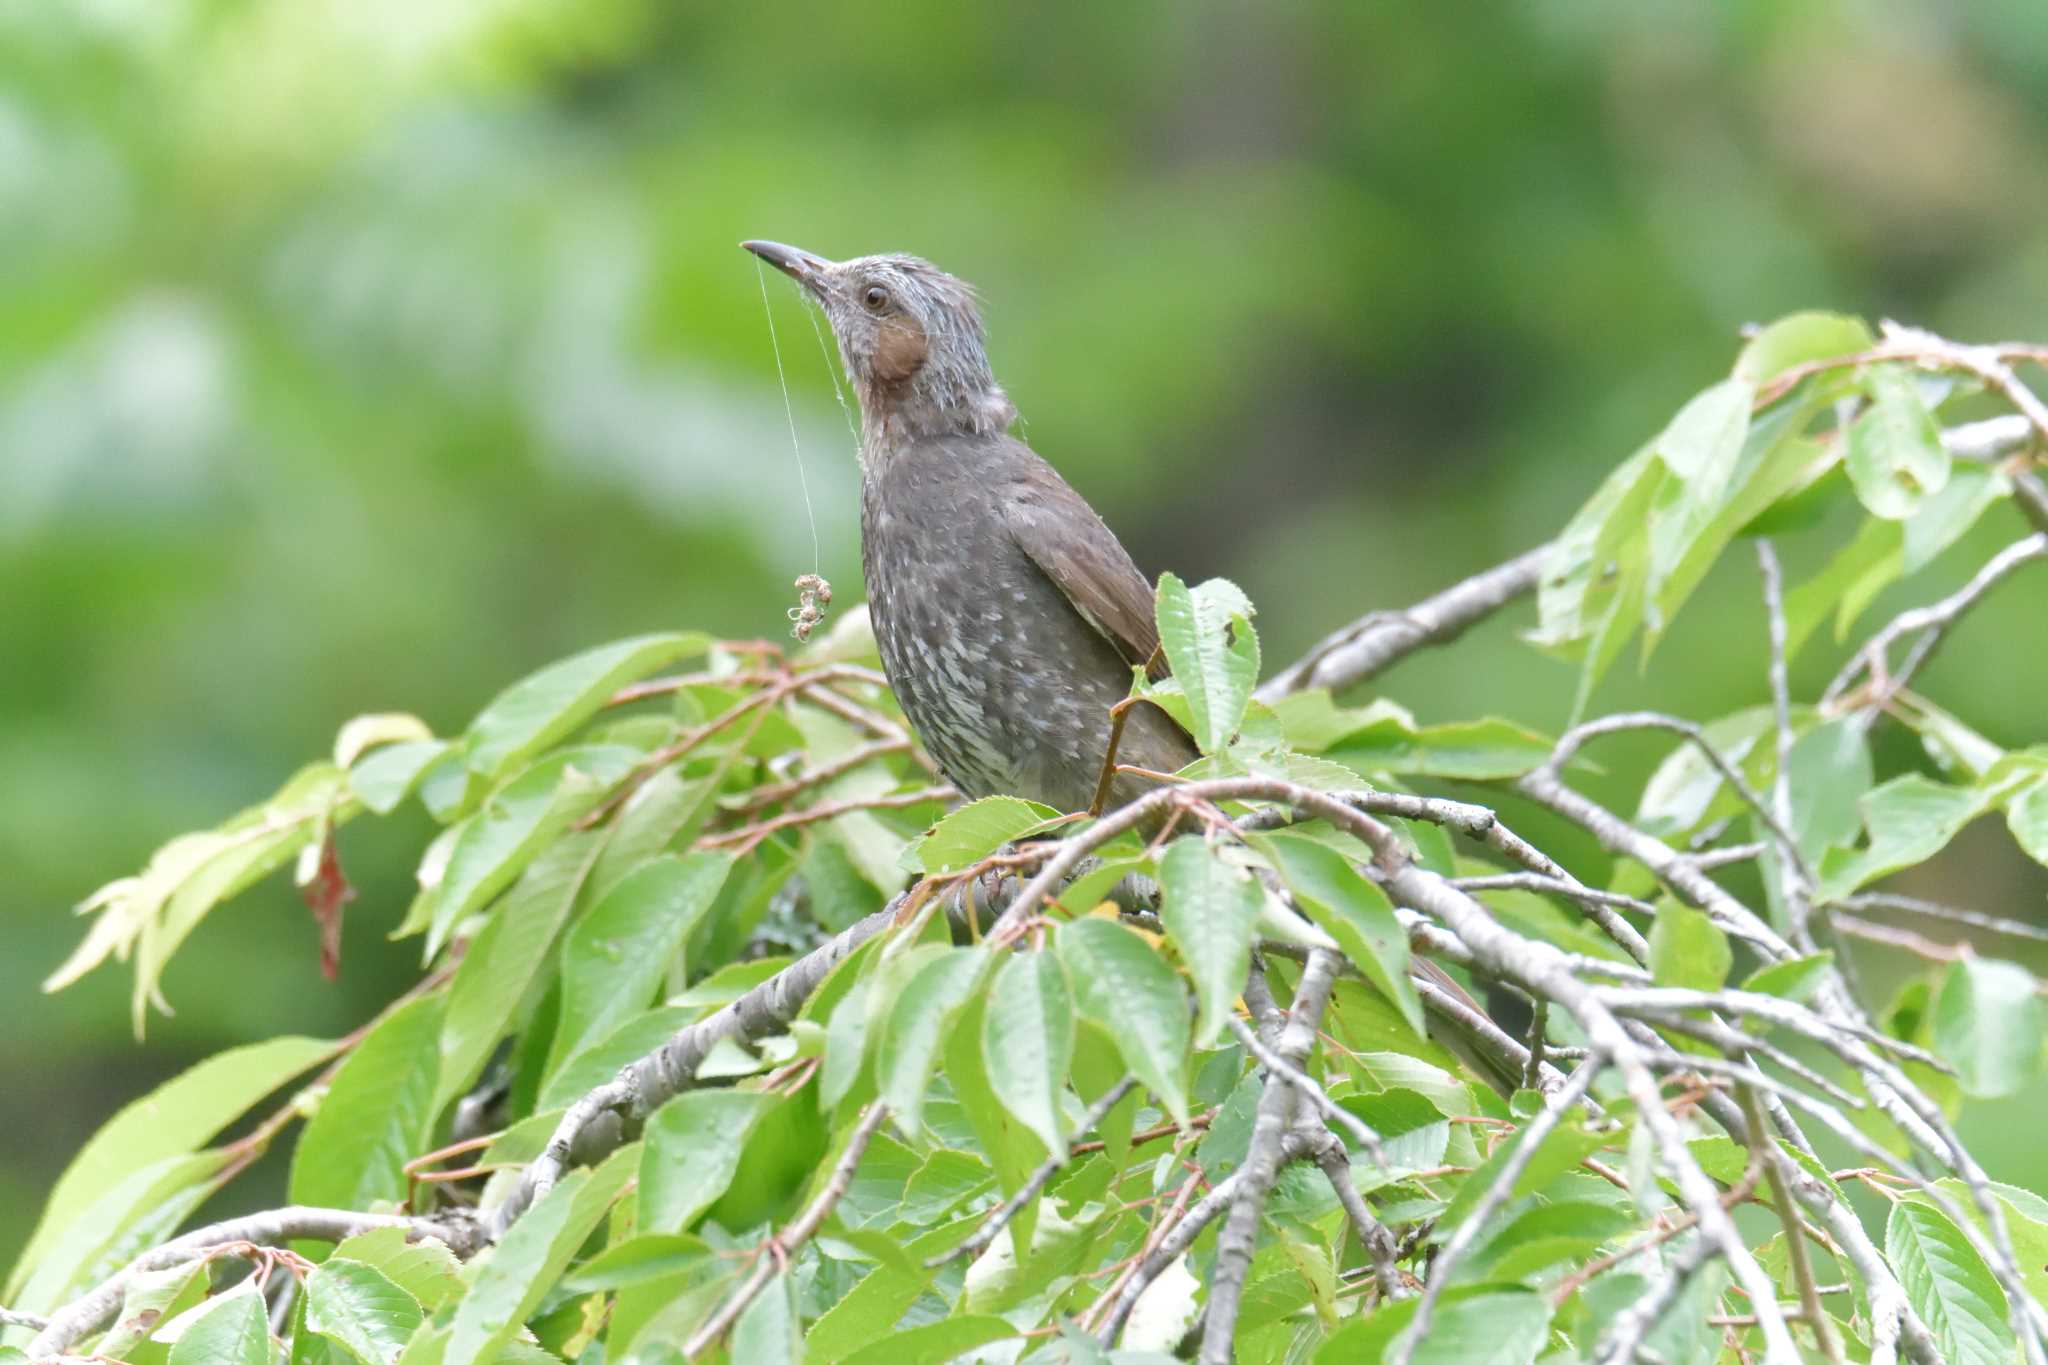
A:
743 240 1197 814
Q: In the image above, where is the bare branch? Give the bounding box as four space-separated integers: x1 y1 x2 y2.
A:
1228 1014 1388 1166
1200 949 1342 1362
1257 545 1549 698
1392 1056 1602 1365
30 1207 463 1358
1837 892 2048 945
1825 532 2048 709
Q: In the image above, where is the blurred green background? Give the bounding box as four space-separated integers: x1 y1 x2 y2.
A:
7 1 2048 1263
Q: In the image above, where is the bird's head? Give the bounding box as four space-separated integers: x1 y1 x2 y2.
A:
743 240 1016 447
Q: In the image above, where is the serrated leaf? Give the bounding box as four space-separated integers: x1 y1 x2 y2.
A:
1846 364 1951 519
289 995 443 1212
418 746 637 958
304 1258 422 1365
328 1227 464 1313
446 1146 635 1365
640 1091 774 1232
1649 903 1730 992
544 851 732 1084
730 1270 803 1365
1818 774 1992 899
1058 918 1191 1124
434 831 603 1114
1255 832 1422 1035
1324 715 1554 782
877 946 987 1133
168 1288 274 1365
1932 956 2043 1098
1157 838 1259 1047
464 633 706 780
984 950 1075 1158
95 1259 209 1357
1155 572 1259 754
1887 1199 2017 1365
561 1233 713 1293
908 796 1062 874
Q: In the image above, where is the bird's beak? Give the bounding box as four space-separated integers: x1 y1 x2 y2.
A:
742 240 832 301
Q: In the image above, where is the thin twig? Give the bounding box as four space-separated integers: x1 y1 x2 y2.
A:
931 1078 1139 1268
1257 545 1551 698
1392 1057 1602 1365
1227 1015 1388 1167
682 1102 890 1359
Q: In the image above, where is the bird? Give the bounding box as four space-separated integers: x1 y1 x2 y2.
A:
742 240 1198 816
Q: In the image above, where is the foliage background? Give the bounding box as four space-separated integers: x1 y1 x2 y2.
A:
5 0 2048 1266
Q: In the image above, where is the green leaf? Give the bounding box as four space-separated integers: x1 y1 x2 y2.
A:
9 1151 224 1320
1741 952 1834 1003
1932 957 2043 1099
168 1289 274 1365
839 1315 1015 1365
640 1090 774 1231
304 1258 422 1365
877 946 987 1133
1887 1199 2017 1365
1316 1284 1551 1365
434 831 603 1114
350 740 452 815
907 796 1062 874
1057 918 1190 1124
290 995 443 1212
1905 463 2010 574
1155 572 1259 754
2009 776 2048 867
1784 719 1874 863
948 992 1048 1255
1256 832 1422 1035
1157 838 1259 1047
1817 774 1993 899
1325 715 1553 782
1438 1114 1611 1233
545 851 732 1082
1464 1199 1635 1282
328 1228 463 1312
1645 379 1754 619
418 746 637 957
730 1271 803 1365
1846 364 1951 519
464 633 706 780
1734 311 1874 384
8 1035 330 1298
95 1259 209 1357
446 1146 635 1365
561 1233 713 1292
983 949 1075 1158
1649 903 1731 992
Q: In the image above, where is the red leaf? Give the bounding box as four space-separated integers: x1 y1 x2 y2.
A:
299 832 356 981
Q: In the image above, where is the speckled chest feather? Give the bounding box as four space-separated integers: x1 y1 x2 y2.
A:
859 434 1193 813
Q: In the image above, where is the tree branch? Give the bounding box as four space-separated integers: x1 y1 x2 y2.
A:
30 1207 463 1358
1256 545 1550 698
1200 949 1342 1362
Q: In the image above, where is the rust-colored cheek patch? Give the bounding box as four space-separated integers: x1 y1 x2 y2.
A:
872 318 929 383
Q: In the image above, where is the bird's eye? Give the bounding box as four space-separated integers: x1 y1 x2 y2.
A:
862 286 889 312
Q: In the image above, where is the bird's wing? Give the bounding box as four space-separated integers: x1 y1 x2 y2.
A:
1000 450 1170 681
